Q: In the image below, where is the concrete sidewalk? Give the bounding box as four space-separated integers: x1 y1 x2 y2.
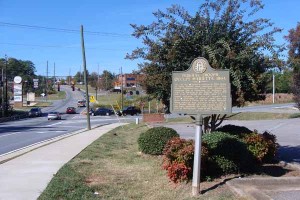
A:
0 123 127 200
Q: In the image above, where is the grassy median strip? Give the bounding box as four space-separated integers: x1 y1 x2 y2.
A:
166 112 300 124
226 112 294 120
38 123 237 200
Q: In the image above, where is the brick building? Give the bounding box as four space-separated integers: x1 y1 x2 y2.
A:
114 74 145 89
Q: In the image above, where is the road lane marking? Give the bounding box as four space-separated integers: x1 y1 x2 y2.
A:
268 122 287 131
47 122 63 127
0 132 21 138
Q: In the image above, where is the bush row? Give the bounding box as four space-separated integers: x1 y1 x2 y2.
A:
137 125 278 183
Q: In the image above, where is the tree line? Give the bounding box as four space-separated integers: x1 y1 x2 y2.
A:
0 57 118 109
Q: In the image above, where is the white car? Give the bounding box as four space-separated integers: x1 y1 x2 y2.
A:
48 112 61 120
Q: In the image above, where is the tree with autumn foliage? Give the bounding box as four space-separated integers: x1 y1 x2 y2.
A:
285 22 300 109
127 0 284 131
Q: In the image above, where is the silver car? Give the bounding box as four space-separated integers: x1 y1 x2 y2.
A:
47 111 61 120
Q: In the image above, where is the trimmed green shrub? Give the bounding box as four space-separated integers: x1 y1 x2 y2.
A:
203 131 254 173
138 127 179 155
162 137 209 183
216 124 253 138
208 155 238 174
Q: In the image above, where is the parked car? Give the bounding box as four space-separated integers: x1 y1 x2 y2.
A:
66 107 76 114
47 112 61 120
77 100 86 107
90 108 114 116
28 107 42 117
117 106 141 116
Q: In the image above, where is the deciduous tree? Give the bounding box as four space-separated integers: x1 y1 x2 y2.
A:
127 0 284 131
285 22 300 109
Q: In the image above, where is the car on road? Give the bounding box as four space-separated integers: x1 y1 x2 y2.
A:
47 112 62 120
28 107 42 117
77 100 86 107
117 106 141 116
66 107 76 114
90 108 114 116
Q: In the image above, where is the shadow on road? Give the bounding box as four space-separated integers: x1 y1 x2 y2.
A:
279 145 300 163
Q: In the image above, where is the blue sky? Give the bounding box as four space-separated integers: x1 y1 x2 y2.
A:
0 0 299 77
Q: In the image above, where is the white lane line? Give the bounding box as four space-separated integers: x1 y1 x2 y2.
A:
0 132 21 138
47 122 63 127
268 122 286 131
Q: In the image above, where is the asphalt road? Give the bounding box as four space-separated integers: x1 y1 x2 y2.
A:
0 85 139 156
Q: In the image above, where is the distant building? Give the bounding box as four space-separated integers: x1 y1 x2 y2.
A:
114 74 145 89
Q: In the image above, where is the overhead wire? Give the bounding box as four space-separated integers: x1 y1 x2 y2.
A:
0 21 132 38
0 42 130 51
0 21 134 50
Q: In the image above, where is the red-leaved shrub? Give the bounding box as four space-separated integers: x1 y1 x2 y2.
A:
166 162 191 183
162 137 208 183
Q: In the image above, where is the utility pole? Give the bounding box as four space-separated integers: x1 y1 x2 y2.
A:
4 55 8 116
121 66 124 110
81 25 91 130
272 73 275 104
105 72 108 91
54 62 56 91
97 64 100 100
69 68 71 85
1 61 4 117
79 65 82 83
46 61 48 102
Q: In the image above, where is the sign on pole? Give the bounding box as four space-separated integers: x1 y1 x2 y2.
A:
13 76 23 103
171 57 232 196
171 57 232 115
33 78 39 89
89 95 96 103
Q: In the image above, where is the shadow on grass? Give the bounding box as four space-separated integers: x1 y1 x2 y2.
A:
201 176 240 194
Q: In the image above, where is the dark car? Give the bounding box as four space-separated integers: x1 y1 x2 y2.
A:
66 107 76 114
28 107 42 117
117 106 141 116
90 108 114 116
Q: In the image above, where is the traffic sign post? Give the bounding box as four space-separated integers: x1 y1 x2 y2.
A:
90 95 96 103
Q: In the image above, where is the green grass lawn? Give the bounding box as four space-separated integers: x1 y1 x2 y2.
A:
38 124 238 200
165 112 300 124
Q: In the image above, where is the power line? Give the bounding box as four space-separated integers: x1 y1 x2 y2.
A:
0 42 129 51
0 21 132 38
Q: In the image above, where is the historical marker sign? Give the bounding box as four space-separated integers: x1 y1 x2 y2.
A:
171 57 232 115
171 57 232 196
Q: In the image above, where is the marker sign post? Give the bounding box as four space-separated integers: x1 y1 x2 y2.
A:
171 57 232 196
